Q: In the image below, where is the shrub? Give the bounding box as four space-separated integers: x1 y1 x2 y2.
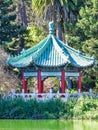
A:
0 97 98 119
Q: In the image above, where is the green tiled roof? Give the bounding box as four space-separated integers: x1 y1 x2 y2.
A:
6 22 95 68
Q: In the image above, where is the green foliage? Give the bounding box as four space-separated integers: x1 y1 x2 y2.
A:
0 0 27 54
77 6 98 38
73 97 98 119
0 97 98 119
32 0 84 17
24 26 47 48
79 2 98 90
32 0 85 41
0 0 16 44
62 99 77 119
66 1 98 91
77 2 98 58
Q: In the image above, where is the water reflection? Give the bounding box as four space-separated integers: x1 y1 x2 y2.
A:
73 120 98 130
0 120 98 130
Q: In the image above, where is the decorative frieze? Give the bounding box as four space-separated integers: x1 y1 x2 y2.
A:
24 71 79 79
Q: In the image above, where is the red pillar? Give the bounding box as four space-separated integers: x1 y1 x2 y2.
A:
22 70 28 93
61 69 65 93
77 71 82 92
22 70 25 90
65 80 67 93
41 80 43 93
24 79 28 93
38 70 41 93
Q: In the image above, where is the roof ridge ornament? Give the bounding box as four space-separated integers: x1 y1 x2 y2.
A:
21 48 25 54
49 21 54 35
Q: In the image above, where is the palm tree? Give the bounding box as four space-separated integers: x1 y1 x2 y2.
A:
32 0 85 41
16 0 28 27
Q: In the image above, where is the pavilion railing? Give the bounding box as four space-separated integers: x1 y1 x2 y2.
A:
3 89 98 102
10 92 69 102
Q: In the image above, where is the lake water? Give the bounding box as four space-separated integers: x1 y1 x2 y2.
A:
0 120 98 130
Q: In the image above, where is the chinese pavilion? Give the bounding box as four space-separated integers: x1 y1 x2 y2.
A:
6 22 95 93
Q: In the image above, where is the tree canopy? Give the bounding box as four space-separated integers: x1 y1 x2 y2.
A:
0 0 27 54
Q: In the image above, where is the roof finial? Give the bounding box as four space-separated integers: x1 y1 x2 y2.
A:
49 21 54 34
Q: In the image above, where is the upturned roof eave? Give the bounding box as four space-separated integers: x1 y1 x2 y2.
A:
71 62 95 68
6 21 96 69
6 36 49 64
54 35 95 61
6 56 95 68
33 60 95 68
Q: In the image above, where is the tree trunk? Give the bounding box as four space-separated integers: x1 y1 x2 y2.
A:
56 1 63 41
20 0 28 27
63 6 69 22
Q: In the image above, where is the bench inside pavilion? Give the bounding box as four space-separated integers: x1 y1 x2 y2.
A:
6 22 95 100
